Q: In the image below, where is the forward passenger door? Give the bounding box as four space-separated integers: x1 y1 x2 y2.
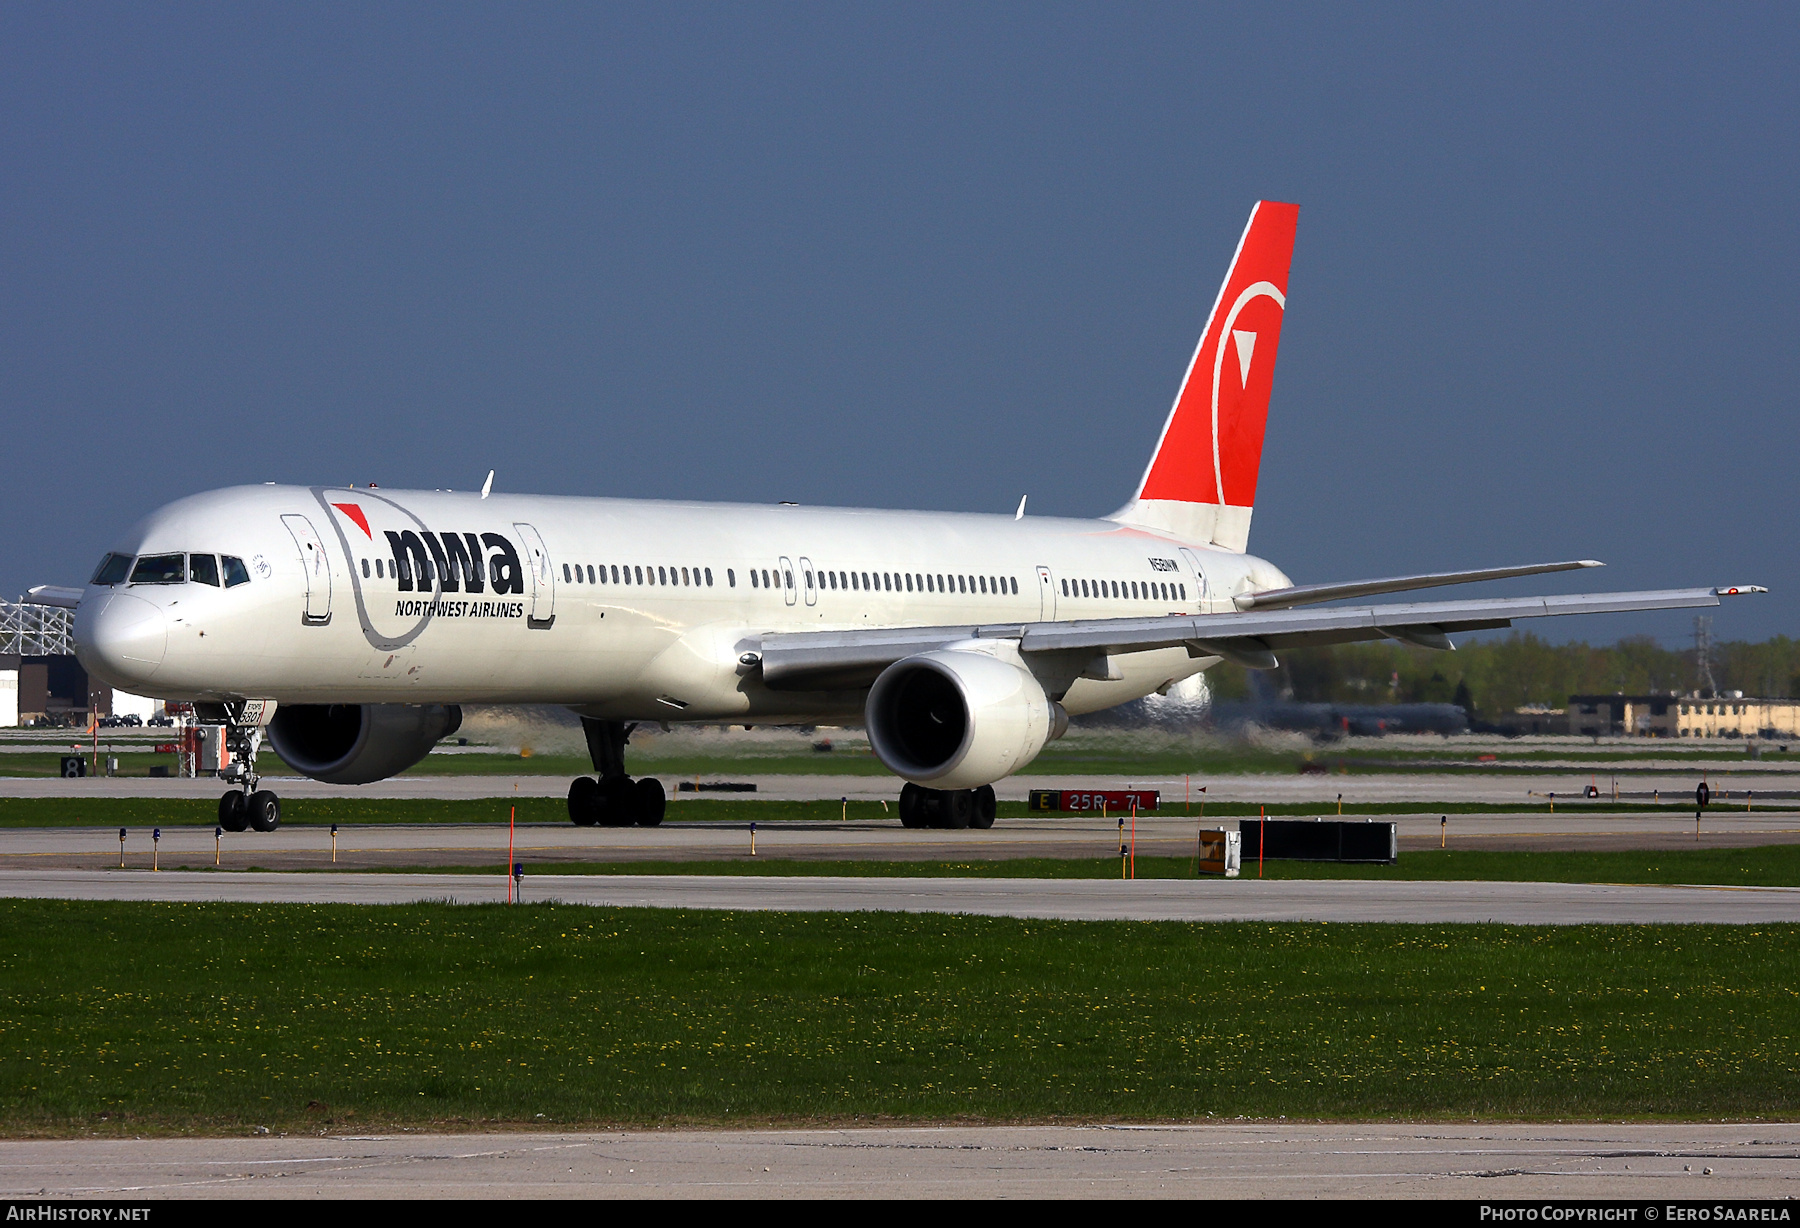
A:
280 513 332 626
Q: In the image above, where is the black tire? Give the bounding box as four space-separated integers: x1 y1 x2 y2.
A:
247 790 281 832
218 791 249 833
970 784 997 830
940 789 973 830
633 776 666 827
898 783 928 829
598 775 635 827
567 777 600 827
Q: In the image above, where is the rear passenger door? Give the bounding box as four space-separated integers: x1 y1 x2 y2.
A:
1036 566 1057 622
515 522 557 629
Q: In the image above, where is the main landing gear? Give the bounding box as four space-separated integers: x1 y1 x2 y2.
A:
898 783 997 830
209 703 280 833
567 718 665 828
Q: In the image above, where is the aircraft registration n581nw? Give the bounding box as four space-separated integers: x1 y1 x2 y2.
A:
51 201 1761 833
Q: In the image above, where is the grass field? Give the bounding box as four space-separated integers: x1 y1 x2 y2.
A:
4 735 1786 780
0 795 1777 829
0 900 1794 1134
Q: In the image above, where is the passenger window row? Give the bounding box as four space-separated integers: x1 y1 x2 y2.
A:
91 552 251 588
559 562 721 589
807 568 1020 597
1061 577 1186 602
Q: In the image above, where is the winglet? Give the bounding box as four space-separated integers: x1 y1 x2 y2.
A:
1715 585 1768 596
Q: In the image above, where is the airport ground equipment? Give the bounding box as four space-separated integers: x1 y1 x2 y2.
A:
1238 819 1397 864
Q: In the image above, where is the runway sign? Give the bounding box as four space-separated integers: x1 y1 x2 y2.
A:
1028 789 1159 812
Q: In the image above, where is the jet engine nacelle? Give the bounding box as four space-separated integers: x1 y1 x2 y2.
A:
267 703 462 785
865 648 1066 790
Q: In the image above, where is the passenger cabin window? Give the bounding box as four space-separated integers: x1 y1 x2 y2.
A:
222 556 251 587
130 554 185 584
190 555 220 586
91 553 133 586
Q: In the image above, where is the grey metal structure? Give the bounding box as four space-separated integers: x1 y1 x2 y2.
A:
0 602 75 657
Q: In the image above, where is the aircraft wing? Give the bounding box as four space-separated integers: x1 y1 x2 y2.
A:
756 586 1760 690
26 586 83 609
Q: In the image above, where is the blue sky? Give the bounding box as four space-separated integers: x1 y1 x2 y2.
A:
3 4 1794 643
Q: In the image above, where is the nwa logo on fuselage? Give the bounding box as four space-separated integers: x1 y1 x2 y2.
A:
382 529 524 596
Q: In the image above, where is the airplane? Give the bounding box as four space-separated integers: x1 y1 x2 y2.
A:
44 200 1762 834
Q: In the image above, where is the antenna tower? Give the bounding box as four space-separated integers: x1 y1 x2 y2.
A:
1693 615 1718 696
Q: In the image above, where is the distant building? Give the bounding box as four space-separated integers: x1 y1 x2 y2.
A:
0 653 110 727
1567 693 1800 740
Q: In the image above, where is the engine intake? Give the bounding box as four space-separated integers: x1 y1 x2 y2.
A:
865 648 1064 790
267 703 462 785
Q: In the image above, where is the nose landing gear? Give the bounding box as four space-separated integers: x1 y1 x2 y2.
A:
207 701 281 833
567 718 665 827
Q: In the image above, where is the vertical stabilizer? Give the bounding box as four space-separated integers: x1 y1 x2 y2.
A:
1110 201 1298 551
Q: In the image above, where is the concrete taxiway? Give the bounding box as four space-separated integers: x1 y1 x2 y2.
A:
4 769 1796 806
2 868 1797 924
3 1124 1795 1199
6 807 1800 875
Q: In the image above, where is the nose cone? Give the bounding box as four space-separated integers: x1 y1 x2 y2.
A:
75 592 168 689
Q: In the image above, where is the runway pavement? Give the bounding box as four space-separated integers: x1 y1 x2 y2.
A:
6 807 1800 873
3 1124 1795 1198
3 867 1797 923
5 768 1797 805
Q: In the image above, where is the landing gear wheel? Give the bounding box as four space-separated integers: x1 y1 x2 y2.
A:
218 791 249 833
898 783 928 829
597 776 634 827
247 790 281 833
633 777 666 827
940 790 974 830
568 777 600 827
970 785 997 830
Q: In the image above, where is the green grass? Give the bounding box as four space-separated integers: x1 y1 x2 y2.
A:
0 900 1794 1133
8 737 1782 780
358 844 1800 887
0 794 1778 829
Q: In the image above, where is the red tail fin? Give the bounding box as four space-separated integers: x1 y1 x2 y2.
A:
1116 201 1298 551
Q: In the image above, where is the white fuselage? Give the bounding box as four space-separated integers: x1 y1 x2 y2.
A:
75 484 1291 721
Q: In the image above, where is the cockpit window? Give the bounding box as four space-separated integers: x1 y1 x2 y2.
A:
190 554 220 586
91 553 133 586
129 554 185 584
221 555 251 588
